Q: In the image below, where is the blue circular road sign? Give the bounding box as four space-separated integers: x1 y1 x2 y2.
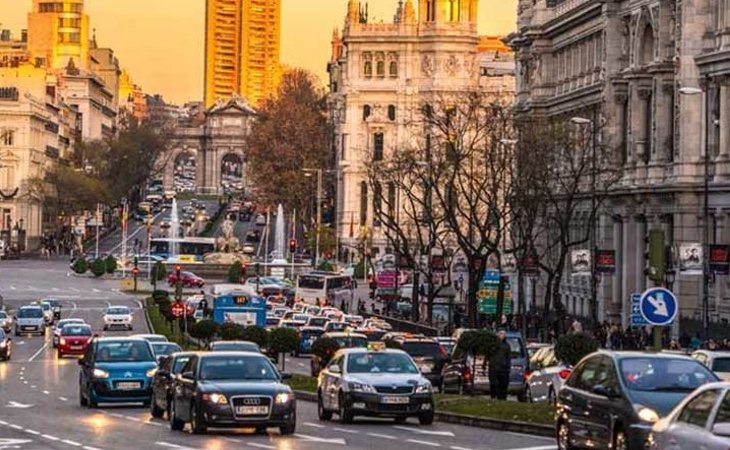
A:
639 287 678 326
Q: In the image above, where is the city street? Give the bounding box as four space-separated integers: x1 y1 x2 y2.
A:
0 260 556 450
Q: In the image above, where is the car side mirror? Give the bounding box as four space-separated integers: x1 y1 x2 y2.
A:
280 372 292 380
329 364 341 374
592 385 617 398
157 369 170 378
713 423 730 437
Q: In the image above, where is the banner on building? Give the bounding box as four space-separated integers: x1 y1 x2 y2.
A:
710 245 730 275
501 254 517 274
571 249 591 276
595 250 616 275
679 243 703 275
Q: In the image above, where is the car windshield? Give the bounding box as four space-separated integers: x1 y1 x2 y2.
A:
199 355 278 380
333 337 368 348
39 303 50 311
266 318 280 325
62 325 92 336
95 340 154 362
402 342 445 358
211 342 259 352
298 276 325 289
620 357 716 391
107 307 130 315
713 358 730 373
347 352 419 374
294 315 309 322
18 308 43 318
327 323 347 331
506 337 526 358
152 343 182 356
308 318 328 327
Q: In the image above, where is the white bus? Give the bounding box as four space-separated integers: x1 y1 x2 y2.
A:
149 237 216 262
295 271 354 306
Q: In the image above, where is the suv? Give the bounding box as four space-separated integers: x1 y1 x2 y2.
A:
14 306 46 336
441 330 528 399
385 335 450 387
43 298 62 320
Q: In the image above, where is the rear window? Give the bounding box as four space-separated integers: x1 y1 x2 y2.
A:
333 337 368 348
713 358 730 373
620 357 717 392
507 337 526 358
62 326 92 336
402 342 445 358
308 318 328 327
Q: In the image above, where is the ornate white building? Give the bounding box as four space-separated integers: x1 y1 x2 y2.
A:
328 0 487 259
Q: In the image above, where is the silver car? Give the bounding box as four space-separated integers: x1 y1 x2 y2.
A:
692 350 730 381
525 345 571 403
650 382 730 450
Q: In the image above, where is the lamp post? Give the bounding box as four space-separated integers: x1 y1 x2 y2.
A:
679 84 711 338
571 115 599 330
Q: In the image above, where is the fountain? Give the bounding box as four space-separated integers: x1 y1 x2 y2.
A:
169 197 180 259
270 204 287 264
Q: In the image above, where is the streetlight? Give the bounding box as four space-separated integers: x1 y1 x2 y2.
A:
571 114 599 329
679 83 712 338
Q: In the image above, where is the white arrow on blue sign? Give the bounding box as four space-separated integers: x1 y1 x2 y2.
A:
639 287 678 326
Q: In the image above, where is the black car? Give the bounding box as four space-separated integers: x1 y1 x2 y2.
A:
150 352 196 419
0 329 12 360
169 352 296 434
209 341 261 353
556 351 719 450
386 336 450 387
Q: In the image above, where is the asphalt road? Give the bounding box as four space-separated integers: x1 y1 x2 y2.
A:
0 260 556 450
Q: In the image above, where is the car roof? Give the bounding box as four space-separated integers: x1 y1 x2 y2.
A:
693 350 730 357
324 332 367 338
601 350 695 360
94 336 149 343
199 351 265 358
20 305 42 310
336 347 407 356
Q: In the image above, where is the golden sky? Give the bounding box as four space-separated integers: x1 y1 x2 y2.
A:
1 0 517 104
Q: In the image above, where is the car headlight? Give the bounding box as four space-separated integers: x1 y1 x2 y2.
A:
416 382 432 394
634 404 659 423
202 393 228 405
0 341 6 348
275 392 293 404
93 368 109 379
348 381 377 393
59 338 66 346
146 368 158 378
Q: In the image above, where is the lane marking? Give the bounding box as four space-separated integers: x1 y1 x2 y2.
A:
8 424 22 430
303 422 325 428
155 442 199 450
394 426 455 437
451 447 476 450
84 447 103 450
224 438 242 443
407 439 441 447
30 385 36 389
506 432 556 442
42 390 50 395
333 427 359 434
61 439 82 447
28 342 49 362
59 396 68 401
248 443 276 449
368 433 397 440
509 447 557 450
0 420 7 425
23 429 40 435
294 434 347 445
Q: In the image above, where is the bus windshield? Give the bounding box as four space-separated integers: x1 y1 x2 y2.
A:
298 276 325 290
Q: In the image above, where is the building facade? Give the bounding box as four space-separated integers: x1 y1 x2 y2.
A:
509 0 730 333
204 0 281 108
27 0 90 70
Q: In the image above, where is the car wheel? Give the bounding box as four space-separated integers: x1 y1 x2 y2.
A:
169 401 185 431
103 326 108 331
613 428 628 450
317 392 332 421
280 411 296 435
418 411 434 425
190 402 207 435
557 420 574 450
338 392 353 424
79 385 88 407
150 397 164 418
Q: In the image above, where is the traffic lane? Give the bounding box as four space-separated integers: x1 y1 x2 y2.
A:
283 355 312 376
0 424 76 450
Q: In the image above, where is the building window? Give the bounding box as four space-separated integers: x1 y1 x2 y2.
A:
388 105 396 121
389 60 398 78
449 0 461 21
376 60 385 77
1 130 14 146
363 105 371 121
373 181 383 217
387 182 396 216
426 0 436 21
373 132 384 161
360 181 368 226
363 52 373 78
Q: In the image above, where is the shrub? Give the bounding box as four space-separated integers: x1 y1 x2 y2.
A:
555 332 599 366
152 290 169 303
91 258 106 277
228 261 245 283
72 257 88 274
219 322 245 340
190 319 217 344
239 325 269 348
269 327 300 355
456 330 498 359
157 299 173 321
317 260 334 272
104 255 118 274
311 337 340 366
152 261 167 281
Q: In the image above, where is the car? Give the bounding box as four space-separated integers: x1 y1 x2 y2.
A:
692 350 730 381
209 341 261 353
524 345 570 403
78 337 158 408
0 310 14 333
556 351 719 450
150 352 197 419
255 215 266 226
363 318 393 331
53 318 87 347
297 327 325 356
343 315 364 327
272 307 290 318
311 332 368 377
385 335 450 388
353 328 388 343
0 329 12 360
306 317 329 328
649 381 730 450
168 271 205 288
281 319 306 330
441 330 527 398
57 324 93 357
168 351 296 434
37 301 54 325
103 306 133 331
324 321 349 333
317 347 434 424
43 298 62 320
133 334 169 343
434 337 456 356
14 306 45 336
151 342 183 363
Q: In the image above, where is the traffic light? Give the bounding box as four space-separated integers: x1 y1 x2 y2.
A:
289 239 297 254
644 228 665 284
175 265 182 278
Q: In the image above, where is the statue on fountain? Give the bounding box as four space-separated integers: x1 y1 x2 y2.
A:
203 216 247 265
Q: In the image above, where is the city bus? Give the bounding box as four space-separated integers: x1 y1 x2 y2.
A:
149 237 216 262
295 271 354 306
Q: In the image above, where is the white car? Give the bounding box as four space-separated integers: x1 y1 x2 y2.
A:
37 301 54 325
52 318 86 347
242 244 256 255
103 306 133 331
255 215 266 226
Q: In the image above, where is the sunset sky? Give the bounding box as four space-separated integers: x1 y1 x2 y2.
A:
1 0 517 104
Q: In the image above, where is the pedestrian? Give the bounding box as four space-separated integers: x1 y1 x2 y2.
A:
489 329 511 401
690 332 702 351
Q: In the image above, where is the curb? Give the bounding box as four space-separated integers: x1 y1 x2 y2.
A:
142 299 154 334
292 390 553 436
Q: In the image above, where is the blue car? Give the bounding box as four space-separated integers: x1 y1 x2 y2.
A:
79 337 158 407
296 327 324 356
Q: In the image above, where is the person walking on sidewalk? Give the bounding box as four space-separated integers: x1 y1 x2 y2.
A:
489 329 511 400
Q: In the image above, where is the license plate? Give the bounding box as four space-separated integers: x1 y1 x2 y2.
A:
382 396 410 404
236 406 269 415
474 376 488 384
71 346 83 350
116 382 141 390
22 326 36 330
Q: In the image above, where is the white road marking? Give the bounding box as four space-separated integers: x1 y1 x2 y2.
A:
224 438 242 443
59 396 68 401
333 427 359 434
8 424 22 430
368 433 397 440
19 376 23 380
42 390 50 395
23 381 28 385
394 426 455 437
23 429 40 435
294 434 347 445
506 432 556 442
0 420 7 425
92 288 101 293
28 342 49 362
52 287 60 292
30 385 36 389
407 439 441 447
303 422 326 428
84 446 103 450
155 442 199 450
6 401 33 408
9 285 15 290
248 443 276 449
297 362 305 367
16 341 24 345
61 439 82 446
509 447 557 450
125 416 142 422
0 439 33 446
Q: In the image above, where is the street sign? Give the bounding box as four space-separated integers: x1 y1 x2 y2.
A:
630 293 648 327
639 287 678 326
478 270 512 314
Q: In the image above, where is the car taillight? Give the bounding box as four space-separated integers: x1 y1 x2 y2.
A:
559 369 571 380
463 366 472 381
524 369 532 381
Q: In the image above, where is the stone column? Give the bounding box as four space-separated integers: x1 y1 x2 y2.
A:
620 216 635 328
715 81 730 180
634 87 652 183
612 215 624 322
649 81 674 181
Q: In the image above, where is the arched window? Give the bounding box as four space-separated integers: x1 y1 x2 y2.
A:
360 182 368 226
387 105 396 121
376 60 385 77
639 25 654 65
449 0 461 21
373 181 382 215
363 105 371 121
389 60 398 77
387 182 396 216
364 60 372 77
373 132 384 161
